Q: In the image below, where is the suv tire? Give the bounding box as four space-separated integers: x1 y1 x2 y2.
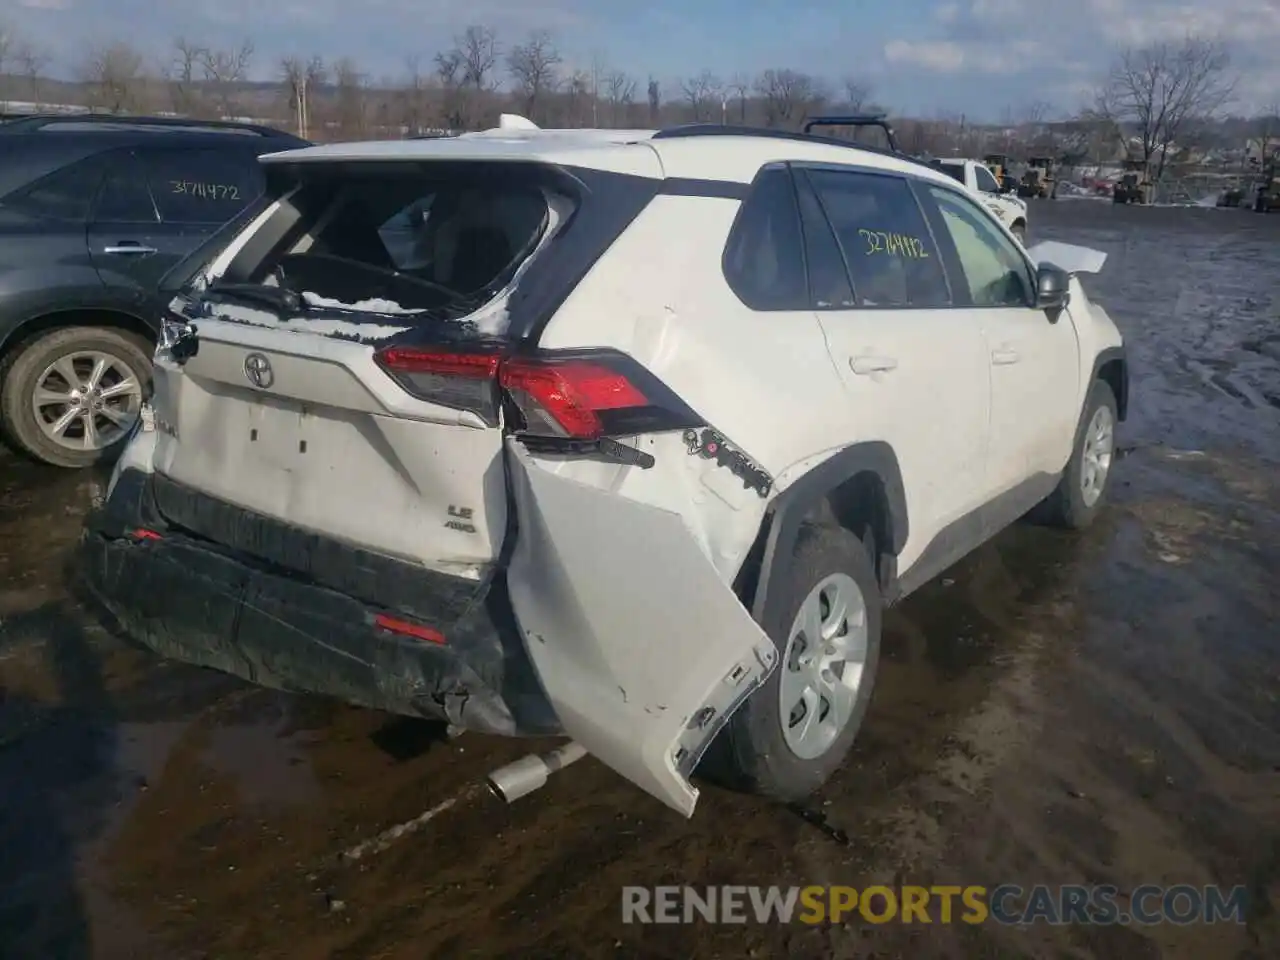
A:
712 523 882 802
1038 380 1118 530
1 326 152 469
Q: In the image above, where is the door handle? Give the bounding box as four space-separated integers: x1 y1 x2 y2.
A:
991 347 1020 365
103 242 157 256
850 355 898 375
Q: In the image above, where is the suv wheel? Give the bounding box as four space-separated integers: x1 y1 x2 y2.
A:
714 524 882 802
1011 221 1027 244
0 326 152 468
1039 380 1118 529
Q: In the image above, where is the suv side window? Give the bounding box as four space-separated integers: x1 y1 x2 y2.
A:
975 165 1002 194
926 185 1033 308
722 166 807 311
140 148 263 225
93 152 159 223
802 168 950 308
0 156 107 222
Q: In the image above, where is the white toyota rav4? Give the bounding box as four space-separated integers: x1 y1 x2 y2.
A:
82 118 1128 817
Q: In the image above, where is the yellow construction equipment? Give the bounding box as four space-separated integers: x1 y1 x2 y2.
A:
1113 159 1153 205
1018 157 1057 199
983 154 1014 191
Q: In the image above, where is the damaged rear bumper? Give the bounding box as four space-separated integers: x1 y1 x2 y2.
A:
78 469 560 737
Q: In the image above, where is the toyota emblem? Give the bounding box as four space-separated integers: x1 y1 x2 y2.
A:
244 352 274 389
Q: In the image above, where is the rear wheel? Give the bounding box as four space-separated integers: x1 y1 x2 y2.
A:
0 326 152 468
1011 221 1027 244
713 524 882 802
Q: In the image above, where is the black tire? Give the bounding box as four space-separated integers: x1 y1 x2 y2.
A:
0 326 153 469
1038 380 1119 530
1011 222 1027 245
712 524 883 802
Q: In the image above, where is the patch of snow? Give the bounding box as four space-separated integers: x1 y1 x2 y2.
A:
301 292 426 315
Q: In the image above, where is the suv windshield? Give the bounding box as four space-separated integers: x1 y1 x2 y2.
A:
224 165 555 319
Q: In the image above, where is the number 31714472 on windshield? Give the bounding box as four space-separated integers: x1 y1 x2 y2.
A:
169 180 240 200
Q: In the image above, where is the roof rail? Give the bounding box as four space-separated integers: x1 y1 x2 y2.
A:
802 114 899 153
652 122 940 173
0 113 303 140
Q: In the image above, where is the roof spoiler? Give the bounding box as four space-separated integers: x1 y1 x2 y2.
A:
497 114 540 131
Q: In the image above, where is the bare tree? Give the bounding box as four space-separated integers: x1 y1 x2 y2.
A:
603 70 636 126
842 76 873 112
754 68 819 128
725 73 751 123
564 70 592 127
507 30 561 123
281 56 324 138
647 76 660 126
82 42 146 113
1096 35 1236 182
15 41 50 106
0 21 13 78
332 57 367 138
200 40 254 117
398 55 431 135
166 38 207 115
457 25 499 90
680 71 721 122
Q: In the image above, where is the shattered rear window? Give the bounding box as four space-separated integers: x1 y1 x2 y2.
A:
241 166 556 320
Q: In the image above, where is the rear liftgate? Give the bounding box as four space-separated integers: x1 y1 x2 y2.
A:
376 345 779 817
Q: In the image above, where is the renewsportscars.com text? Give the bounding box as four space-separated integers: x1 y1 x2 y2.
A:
621 884 1249 926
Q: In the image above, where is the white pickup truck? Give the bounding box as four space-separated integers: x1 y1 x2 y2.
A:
932 157 1029 243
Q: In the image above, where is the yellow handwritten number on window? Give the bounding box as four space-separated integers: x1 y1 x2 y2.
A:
858 228 929 259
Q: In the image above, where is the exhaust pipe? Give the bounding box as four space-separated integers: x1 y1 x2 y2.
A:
486 741 588 804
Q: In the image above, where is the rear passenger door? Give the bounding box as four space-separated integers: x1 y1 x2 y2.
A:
796 165 991 572
88 146 263 296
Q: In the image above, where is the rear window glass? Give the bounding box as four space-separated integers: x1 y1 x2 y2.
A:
241 169 553 314
0 156 106 222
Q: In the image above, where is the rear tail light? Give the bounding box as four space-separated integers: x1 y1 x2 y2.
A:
373 346 700 440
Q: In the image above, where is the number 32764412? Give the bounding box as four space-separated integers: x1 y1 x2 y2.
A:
170 180 240 200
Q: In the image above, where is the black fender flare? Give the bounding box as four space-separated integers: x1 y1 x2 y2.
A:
1089 345 1128 421
748 441 908 624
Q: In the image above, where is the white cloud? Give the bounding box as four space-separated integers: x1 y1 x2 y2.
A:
884 37 1043 76
884 39 966 72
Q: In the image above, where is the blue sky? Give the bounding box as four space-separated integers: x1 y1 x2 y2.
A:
7 0 1280 119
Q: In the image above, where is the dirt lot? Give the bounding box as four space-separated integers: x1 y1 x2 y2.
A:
2 199 1279 960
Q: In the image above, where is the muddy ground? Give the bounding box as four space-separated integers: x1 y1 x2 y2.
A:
2 199 1278 960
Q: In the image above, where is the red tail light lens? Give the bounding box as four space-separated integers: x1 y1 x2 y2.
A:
499 358 649 439
373 345 701 440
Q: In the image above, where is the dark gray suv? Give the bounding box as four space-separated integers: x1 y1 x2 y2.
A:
0 115 306 467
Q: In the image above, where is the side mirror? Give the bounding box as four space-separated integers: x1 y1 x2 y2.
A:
1035 263 1071 312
